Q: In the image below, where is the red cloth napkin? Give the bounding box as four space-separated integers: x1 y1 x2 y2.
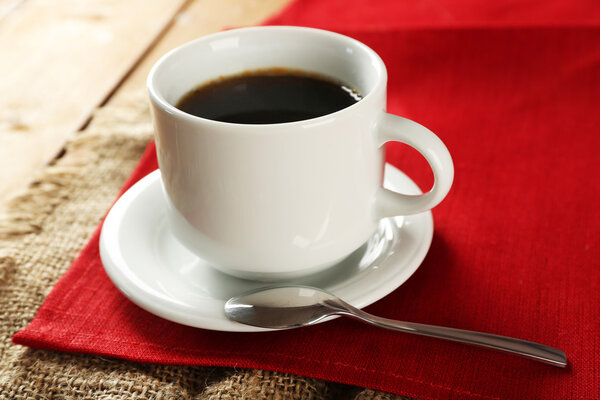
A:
14 1 600 399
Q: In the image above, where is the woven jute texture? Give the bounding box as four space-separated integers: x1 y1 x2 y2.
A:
0 90 409 399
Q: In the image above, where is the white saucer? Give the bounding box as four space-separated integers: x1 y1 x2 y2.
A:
99 165 433 332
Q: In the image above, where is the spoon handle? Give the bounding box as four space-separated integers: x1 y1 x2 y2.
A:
335 302 567 367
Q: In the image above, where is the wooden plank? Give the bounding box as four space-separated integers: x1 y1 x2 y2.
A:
105 0 292 108
0 0 188 204
0 0 26 22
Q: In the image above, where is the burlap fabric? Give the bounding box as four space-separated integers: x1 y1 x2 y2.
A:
0 90 410 399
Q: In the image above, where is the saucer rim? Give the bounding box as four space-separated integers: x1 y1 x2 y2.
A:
100 165 433 332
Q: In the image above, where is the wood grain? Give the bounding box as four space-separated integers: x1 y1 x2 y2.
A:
0 0 25 22
0 0 188 204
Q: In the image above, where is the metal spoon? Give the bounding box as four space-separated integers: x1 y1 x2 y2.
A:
224 285 567 368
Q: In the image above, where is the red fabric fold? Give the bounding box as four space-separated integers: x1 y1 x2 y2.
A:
13 1 599 399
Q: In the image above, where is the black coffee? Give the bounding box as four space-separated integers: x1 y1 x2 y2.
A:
175 68 362 124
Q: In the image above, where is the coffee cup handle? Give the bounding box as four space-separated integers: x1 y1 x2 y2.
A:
375 113 454 218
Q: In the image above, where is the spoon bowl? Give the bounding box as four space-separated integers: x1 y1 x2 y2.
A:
225 286 338 329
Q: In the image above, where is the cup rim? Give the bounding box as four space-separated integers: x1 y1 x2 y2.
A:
146 26 387 129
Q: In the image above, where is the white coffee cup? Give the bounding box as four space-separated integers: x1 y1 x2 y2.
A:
147 26 453 281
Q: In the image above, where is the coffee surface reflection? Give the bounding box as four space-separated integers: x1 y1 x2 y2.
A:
176 68 362 124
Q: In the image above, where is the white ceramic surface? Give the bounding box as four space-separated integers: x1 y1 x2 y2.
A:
99 165 434 332
147 26 453 279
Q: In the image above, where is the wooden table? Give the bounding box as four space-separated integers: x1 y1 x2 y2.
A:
0 0 291 213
